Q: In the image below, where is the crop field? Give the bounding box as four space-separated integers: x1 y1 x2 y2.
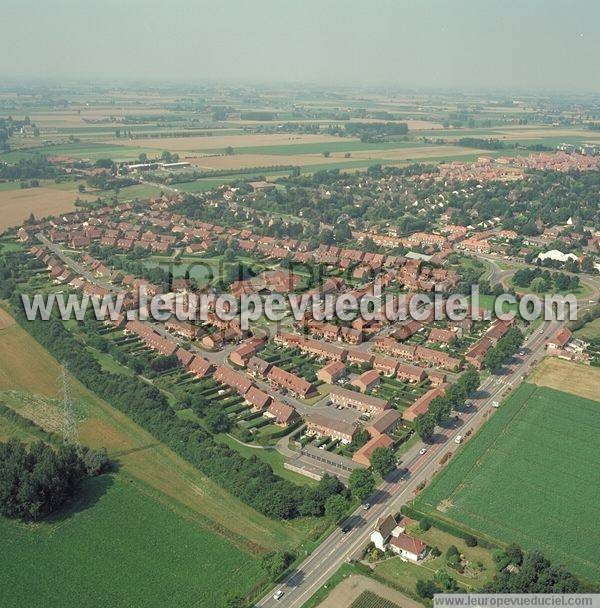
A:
0 311 313 552
188 152 347 169
529 358 600 402
350 591 400 608
414 383 600 582
0 475 265 608
208 140 430 156
1 142 157 162
0 185 85 232
113 132 343 151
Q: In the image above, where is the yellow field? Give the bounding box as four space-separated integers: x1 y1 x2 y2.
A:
529 357 600 401
0 309 309 551
188 152 350 169
0 186 87 232
113 132 346 151
360 144 483 161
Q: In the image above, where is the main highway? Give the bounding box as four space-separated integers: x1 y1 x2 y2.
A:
255 315 562 608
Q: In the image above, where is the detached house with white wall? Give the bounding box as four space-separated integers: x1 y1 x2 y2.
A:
370 514 428 563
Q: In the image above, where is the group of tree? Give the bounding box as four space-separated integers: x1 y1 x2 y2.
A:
484 327 524 373
0 156 58 180
0 439 109 520
414 367 480 441
345 122 408 142
513 267 580 293
486 546 580 593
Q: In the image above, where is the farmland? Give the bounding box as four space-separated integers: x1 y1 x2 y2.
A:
0 185 81 232
529 358 600 401
413 383 600 582
350 591 400 608
0 475 264 608
0 180 163 232
0 310 313 553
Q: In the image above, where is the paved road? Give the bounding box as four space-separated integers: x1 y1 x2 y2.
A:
255 317 561 608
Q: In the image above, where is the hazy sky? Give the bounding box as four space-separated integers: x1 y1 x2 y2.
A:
2 0 600 92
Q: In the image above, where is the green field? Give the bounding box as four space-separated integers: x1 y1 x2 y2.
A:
0 475 264 608
414 383 600 582
0 142 158 162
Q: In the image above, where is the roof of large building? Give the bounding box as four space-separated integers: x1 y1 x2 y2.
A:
305 412 358 437
402 386 447 422
353 433 394 464
329 386 389 410
367 410 402 436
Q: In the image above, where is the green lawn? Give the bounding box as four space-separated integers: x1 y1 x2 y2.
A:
0 474 265 608
216 433 317 486
414 383 600 583
574 317 600 341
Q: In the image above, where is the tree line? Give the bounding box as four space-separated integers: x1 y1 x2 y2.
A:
414 367 480 441
9 295 346 521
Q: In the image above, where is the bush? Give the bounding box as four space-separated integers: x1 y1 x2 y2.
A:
419 517 432 531
465 534 478 547
261 550 295 581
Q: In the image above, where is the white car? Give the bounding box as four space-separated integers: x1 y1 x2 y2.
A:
492 401 500 408
454 435 463 444
273 590 284 600
419 447 428 455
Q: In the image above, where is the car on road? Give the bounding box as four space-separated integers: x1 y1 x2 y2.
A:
492 401 500 408
419 447 428 455
273 590 284 600
454 435 463 444
362 502 371 510
341 525 351 534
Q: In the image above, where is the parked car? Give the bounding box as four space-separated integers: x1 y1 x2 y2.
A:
273 590 284 600
419 447 428 455
454 435 463 444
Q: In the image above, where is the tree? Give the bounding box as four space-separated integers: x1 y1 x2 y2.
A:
138 153 148 163
205 410 231 434
419 517 432 531
0 439 105 520
261 550 295 580
225 146 234 156
324 494 348 523
434 569 458 591
530 276 547 292
348 468 375 503
505 543 524 566
370 446 396 477
416 579 441 599
414 413 435 442
486 550 579 593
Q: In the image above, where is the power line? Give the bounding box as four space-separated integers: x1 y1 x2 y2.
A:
59 363 80 451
